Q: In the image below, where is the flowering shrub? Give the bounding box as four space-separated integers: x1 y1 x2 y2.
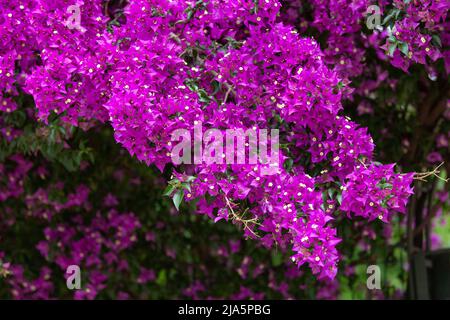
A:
0 0 448 299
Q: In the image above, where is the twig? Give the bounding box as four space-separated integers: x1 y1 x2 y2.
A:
414 162 449 183
358 158 368 169
222 85 233 105
224 195 261 238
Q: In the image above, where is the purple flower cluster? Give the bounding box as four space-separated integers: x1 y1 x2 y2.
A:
0 155 32 201
340 163 414 222
381 0 449 73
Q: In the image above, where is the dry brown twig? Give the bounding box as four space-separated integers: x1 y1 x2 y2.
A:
224 195 261 238
414 162 449 183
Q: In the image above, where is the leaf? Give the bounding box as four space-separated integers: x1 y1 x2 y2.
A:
197 89 211 103
185 78 199 92
388 35 396 43
186 176 196 183
211 80 221 96
336 194 342 205
271 251 283 267
382 9 399 26
388 42 397 57
283 158 294 172
59 154 76 172
163 184 175 196
186 9 194 20
156 269 167 286
378 182 393 190
398 42 409 55
432 35 442 48
327 188 335 199
173 190 184 211
181 182 191 192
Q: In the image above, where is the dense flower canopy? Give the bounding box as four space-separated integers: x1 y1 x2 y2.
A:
2 0 448 289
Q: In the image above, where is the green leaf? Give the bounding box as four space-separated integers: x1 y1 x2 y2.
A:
163 184 176 196
382 9 399 26
173 190 185 211
211 80 221 96
197 89 211 103
388 35 397 43
181 182 191 192
388 42 397 57
271 251 283 267
432 35 442 48
283 158 294 172
378 182 393 190
336 194 342 205
186 176 196 183
398 42 409 55
185 79 199 92
156 269 167 286
327 188 335 199
186 9 194 20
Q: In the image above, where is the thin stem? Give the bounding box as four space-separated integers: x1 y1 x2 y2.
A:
224 195 261 238
414 162 449 183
